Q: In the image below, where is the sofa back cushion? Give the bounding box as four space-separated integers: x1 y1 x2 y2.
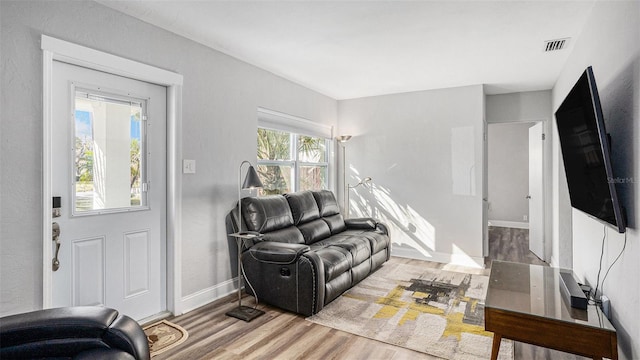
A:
261 226 305 244
285 191 320 225
313 190 346 234
297 219 331 244
313 190 341 216
323 214 347 234
241 195 294 233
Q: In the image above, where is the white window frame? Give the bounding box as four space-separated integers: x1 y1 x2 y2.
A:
257 108 334 193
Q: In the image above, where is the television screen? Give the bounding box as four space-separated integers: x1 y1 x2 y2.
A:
555 66 626 233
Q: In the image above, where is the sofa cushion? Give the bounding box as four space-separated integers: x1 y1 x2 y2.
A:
242 196 294 233
316 237 371 266
297 219 331 244
313 190 341 216
332 229 390 254
261 226 305 244
313 247 351 282
322 214 347 234
285 191 320 225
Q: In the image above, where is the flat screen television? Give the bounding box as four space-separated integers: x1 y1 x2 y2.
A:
555 66 626 233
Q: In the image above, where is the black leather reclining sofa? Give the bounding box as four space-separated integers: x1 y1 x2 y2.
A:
232 190 390 316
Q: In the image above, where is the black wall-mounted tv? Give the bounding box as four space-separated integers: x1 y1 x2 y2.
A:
555 66 626 233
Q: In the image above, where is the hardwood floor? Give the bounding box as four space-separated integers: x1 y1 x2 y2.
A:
486 226 546 267
152 228 587 359
154 258 445 359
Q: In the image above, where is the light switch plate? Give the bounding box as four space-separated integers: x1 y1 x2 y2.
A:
183 159 196 174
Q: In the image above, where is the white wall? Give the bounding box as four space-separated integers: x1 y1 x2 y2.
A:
487 123 531 223
0 1 337 316
338 85 485 267
551 1 639 358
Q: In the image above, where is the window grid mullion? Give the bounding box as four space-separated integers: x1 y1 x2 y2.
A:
257 127 330 194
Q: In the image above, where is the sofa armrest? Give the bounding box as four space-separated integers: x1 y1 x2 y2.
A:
247 241 310 264
345 217 378 230
0 307 149 360
104 313 150 360
242 244 325 316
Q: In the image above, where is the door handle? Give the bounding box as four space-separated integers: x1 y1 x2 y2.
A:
52 222 61 271
526 195 532 199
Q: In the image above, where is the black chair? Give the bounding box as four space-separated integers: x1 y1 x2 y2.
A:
0 306 150 360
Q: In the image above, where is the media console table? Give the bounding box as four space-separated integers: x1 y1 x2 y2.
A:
485 261 617 360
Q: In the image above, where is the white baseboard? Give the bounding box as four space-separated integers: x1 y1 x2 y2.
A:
488 220 529 229
391 247 485 269
179 277 236 314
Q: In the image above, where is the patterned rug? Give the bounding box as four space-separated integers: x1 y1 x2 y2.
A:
307 259 513 360
143 319 189 357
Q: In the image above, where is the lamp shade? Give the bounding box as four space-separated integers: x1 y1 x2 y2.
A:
242 165 263 189
336 135 352 143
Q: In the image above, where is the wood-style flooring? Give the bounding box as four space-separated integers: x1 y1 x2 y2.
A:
151 227 587 359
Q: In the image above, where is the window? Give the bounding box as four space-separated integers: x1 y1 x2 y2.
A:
73 89 148 214
257 128 329 195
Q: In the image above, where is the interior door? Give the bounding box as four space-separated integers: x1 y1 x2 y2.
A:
528 122 544 260
51 61 167 321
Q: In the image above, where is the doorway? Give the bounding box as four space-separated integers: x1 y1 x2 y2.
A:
51 61 167 320
42 35 184 319
486 121 545 264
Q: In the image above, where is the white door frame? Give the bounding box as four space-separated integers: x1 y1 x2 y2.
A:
483 119 548 262
41 35 184 316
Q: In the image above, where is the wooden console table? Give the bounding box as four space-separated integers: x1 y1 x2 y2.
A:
485 261 617 360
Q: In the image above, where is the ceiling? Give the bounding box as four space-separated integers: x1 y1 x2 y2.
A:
99 1 596 100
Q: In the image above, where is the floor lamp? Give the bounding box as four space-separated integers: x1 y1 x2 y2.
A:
347 177 373 218
337 135 352 217
226 160 265 322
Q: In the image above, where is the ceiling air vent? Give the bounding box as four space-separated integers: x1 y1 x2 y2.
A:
544 38 570 52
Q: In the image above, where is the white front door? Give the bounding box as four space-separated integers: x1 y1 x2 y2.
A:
51 61 166 321
528 122 544 260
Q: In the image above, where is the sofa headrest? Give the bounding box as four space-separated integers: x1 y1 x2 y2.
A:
313 190 341 217
241 195 294 233
285 191 320 225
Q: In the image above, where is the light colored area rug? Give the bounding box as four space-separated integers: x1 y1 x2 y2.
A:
307 260 513 360
144 319 189 357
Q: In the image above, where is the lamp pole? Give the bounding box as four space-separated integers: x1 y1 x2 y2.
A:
336 135 352 217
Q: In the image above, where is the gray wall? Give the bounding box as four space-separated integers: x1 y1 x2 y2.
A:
486 91 551 124
0 1 337 316
338 85 485 266
487 123 531 223
551 1 639 358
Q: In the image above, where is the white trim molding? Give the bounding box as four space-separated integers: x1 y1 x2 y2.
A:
180 278 237 314
41 35 184 316
257 107 333 139
487 220 530 229
392 248 485 269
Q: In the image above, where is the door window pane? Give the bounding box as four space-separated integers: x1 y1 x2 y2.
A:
74 89 147 214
